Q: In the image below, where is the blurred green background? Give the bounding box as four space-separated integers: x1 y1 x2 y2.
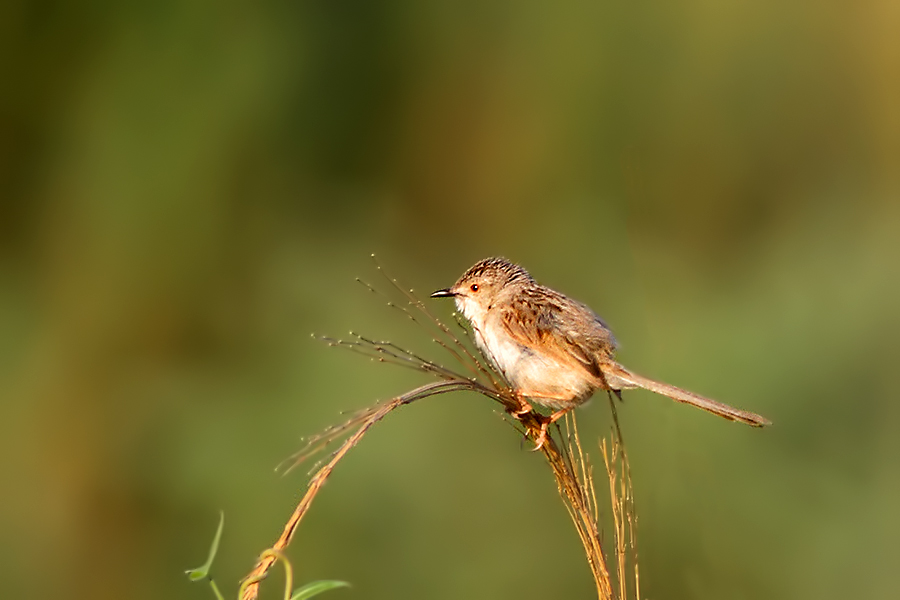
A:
2 1 898 599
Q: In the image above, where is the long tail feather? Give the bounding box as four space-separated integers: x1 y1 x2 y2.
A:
602 362 771 427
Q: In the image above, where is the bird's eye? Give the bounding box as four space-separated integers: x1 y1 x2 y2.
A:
470 284 479 292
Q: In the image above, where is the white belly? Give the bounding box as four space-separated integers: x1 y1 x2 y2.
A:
474 320 597 409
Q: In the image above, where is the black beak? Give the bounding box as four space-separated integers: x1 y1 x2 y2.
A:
430 288 456 298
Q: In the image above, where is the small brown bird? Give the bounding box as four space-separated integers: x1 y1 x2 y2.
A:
431 257 770 447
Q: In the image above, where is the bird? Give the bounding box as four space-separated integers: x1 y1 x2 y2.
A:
431 257 771 448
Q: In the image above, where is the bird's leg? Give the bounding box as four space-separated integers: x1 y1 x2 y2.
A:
531 407 572 451
508 390 578 450
509 393 533 418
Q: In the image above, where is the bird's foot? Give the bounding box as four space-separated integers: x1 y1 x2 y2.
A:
528 407 571 451
508 394 533 419
530 420 552 451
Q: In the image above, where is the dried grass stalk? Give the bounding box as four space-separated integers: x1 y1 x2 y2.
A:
601 413 640 600
240 261 638 600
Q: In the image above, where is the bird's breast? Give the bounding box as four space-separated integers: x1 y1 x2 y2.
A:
475 320 597 408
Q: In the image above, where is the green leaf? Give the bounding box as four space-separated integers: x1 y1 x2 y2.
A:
185 511 225 581
289 580 351 600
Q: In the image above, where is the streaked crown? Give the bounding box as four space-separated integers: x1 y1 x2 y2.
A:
456 257 534 289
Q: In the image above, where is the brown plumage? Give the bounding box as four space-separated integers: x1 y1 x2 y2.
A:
431 257 770 446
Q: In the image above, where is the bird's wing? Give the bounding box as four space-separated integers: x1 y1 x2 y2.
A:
497 288 616 379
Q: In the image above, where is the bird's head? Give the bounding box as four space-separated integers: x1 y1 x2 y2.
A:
430 257 533 325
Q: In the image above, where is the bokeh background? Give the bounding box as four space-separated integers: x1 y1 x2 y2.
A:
2 1 898 599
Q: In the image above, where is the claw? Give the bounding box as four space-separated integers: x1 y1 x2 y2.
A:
509 394 533 419
528 407 572 451
510 405 531 418
530 421 551 451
